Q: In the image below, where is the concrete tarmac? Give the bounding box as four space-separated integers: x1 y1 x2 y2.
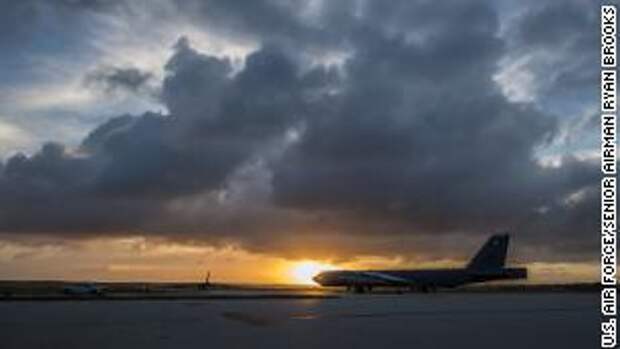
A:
0 293 597 349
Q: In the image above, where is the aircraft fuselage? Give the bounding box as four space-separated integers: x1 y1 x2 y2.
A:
313 267 527 289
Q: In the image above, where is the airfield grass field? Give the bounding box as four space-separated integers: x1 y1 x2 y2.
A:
0 282 599 349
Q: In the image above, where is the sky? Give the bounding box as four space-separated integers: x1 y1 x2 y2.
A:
0 0 605 284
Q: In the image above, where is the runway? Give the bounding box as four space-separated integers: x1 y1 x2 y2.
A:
0 293 597 349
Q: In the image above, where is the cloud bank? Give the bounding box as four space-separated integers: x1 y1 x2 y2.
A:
0 0 602 263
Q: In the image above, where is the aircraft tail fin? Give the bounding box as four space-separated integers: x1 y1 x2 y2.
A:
466 234 510 271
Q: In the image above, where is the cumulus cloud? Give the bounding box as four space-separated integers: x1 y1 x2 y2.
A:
0 0 603 263
0 36 322 232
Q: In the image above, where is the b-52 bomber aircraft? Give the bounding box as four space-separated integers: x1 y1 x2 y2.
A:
313 234 527 293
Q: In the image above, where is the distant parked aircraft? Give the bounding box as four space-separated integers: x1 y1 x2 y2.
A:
63 283 102 296
313 234 527 293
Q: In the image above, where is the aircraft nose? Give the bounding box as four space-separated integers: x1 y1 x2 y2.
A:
313 273 324 284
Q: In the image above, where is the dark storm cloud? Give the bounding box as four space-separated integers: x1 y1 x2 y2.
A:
503 0 599 103
0 142 156 234
0 36 324 234
269 0 599 260
0 0 602 262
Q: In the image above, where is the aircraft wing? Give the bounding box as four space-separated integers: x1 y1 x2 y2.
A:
359 271 412 285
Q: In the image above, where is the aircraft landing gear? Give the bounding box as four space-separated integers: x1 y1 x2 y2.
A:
421 285 438 293
408 285 438 293
352 285 372 293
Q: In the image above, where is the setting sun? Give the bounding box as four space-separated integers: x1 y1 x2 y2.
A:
289 261 337 285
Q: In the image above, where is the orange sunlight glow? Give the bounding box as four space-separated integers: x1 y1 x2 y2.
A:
289 261 337 285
